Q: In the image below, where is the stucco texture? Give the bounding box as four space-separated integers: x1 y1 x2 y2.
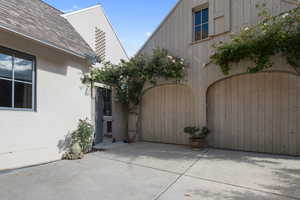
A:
0 30 92 170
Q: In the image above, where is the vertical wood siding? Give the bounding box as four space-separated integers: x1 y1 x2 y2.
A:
207 72 300 156
141 85 196 145
136 0 298 151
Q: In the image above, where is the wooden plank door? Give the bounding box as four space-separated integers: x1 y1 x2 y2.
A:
141 84 196 145
207 72 300 156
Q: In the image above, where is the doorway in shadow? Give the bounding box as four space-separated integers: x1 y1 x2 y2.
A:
94 87 113 145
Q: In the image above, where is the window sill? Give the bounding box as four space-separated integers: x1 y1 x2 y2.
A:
190 31 231 46
0 107 36 112
190 37 211 46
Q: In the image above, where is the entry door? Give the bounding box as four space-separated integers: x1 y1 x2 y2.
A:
207 72 300 156
94 87 113 144
94 88 104 144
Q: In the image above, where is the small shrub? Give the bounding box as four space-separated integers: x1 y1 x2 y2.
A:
71 118 94 154
184 126 210 139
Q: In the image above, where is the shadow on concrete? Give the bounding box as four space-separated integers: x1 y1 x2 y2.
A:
95 142 300 168
259 167 300 199
190 148 300 199
191 188 284 200
200 148 299 167
94 142 205 162
98 143 300 199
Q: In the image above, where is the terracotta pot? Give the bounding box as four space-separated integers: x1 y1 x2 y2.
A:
189 138 206 149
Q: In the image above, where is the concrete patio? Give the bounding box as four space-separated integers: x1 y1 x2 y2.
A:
0 142 300 200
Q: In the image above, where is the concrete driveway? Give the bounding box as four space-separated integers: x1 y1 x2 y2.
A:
0 142 300 200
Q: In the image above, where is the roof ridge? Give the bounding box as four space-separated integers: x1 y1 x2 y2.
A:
61 4 102 16
99 6 129 59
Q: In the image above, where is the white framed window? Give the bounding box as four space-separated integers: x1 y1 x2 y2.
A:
193 7 209 41
0 46 36 111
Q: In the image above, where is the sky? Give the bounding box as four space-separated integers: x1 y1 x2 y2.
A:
43 0 178 57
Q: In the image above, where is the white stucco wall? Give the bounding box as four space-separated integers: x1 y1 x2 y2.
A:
0 30 92 170
62 5 128 65
62 5 129 142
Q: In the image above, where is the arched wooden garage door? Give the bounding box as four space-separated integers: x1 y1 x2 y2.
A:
207 72 300 156
141 84 196 145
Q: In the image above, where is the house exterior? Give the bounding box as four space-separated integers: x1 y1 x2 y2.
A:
0 0 95 170
62 5 128 65
62 5 129 143
134 0 300 156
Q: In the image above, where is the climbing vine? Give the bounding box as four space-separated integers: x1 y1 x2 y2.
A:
83 48 186 107
211 4 300 75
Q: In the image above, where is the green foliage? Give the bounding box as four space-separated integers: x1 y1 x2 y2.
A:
211 4 300 75
184 127 200 135
83 48 186 106
184 126 210 139
71 118 94 153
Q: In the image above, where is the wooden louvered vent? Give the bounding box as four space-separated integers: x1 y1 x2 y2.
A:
95 27 106 61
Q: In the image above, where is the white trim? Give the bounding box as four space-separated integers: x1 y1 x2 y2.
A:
136 0 183 56
0 77 12 82
99 6 129 60
61 5 102 17
0 107 35 112
14 79 32 85
62 5 129 60
0 24 86 59
94 82 108 88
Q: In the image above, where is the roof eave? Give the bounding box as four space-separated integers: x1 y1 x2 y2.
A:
62 5 129 60
99 6 129 60
61 4 102 17
0 23 89 59
137 0 299 56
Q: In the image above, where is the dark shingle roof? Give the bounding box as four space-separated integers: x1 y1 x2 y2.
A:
0 0 95 57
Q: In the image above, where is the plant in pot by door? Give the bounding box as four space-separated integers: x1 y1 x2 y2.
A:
184 126 210 149
62 118 94 160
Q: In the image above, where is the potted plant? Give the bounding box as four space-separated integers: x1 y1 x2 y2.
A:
184 126 210 148
62 118 94 160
